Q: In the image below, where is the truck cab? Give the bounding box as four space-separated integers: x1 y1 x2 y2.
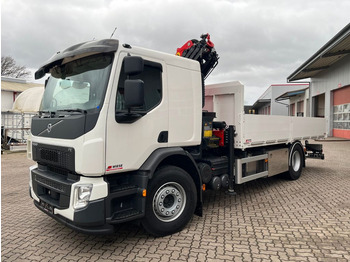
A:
28 39 204 236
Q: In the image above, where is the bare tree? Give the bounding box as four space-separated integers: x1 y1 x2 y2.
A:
1 56 31 78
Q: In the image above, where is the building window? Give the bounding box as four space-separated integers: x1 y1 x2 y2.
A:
333 103 350 130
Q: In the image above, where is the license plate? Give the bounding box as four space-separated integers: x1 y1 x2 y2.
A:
39 200 54 214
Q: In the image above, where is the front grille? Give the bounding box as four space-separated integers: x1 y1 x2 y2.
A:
33 173 70 194
32 143 75 172
41 148 59 162
31 168 76 209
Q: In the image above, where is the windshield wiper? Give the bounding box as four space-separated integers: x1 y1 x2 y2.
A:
57 109 87 114
38 109 87 118
38 111 56 118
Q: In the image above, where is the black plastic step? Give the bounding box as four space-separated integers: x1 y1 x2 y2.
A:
110 184 137 193
107 209 143 223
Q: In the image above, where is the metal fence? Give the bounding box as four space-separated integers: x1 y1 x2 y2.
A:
1 112 35 149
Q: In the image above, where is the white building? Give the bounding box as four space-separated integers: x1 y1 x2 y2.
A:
288 23 350 139
1 77 43 112
1 77 44 147
276 87 310 117
251 83 309 115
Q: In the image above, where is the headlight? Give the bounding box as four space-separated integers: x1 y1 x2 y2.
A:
73 184 93 209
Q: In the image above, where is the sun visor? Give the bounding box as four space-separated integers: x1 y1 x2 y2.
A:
35 39 119 79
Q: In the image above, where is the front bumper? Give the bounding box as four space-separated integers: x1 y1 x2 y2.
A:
29 165 148 234
33 199 115 234
30 165 113 234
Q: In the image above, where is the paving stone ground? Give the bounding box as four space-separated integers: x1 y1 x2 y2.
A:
1 141 350 262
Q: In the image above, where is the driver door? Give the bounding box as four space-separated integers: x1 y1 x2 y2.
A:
105 53 168 173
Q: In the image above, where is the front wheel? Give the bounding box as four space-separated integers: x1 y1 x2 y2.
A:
141 165 197 237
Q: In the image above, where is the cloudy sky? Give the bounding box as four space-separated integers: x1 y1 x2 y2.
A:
2 0 349 104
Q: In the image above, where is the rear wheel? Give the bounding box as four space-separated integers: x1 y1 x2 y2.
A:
287 144 304 180
142 165 197 237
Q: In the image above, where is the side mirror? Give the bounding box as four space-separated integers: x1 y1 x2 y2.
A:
35 68 45 80
124 79 144 108
123 56 144 76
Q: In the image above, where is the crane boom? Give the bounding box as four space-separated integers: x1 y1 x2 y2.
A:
176 33 219 79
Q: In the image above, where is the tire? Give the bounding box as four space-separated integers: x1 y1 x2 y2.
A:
141 165 197 237
287 143 303 180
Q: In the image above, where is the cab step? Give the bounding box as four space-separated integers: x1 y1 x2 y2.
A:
107 209 143 223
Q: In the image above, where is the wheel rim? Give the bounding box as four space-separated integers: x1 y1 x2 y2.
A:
292 150 301 172
152 182 186 222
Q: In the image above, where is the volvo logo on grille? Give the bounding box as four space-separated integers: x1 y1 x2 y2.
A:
47 123 52 133
38 120 63 136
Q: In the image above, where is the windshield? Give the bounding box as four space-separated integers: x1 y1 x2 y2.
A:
40 53 114 113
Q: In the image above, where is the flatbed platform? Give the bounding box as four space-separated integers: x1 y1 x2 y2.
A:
204 82 327 150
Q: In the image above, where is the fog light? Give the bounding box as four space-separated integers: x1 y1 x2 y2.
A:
73 184 93 209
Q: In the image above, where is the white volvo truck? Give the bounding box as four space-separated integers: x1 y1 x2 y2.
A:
28 36 326 236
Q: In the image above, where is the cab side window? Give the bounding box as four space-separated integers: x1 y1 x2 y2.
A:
116 60 162 112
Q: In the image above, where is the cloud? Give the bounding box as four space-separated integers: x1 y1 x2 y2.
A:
2 0 349 104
